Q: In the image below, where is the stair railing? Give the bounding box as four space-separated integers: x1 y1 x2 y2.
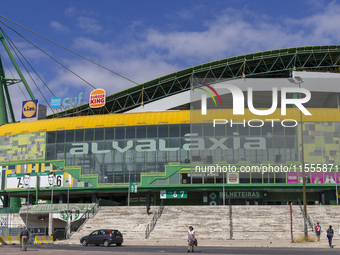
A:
145 200 164 239
297 199 314 232
64 199 101 239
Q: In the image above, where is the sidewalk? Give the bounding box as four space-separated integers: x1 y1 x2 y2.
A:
57 238 338 249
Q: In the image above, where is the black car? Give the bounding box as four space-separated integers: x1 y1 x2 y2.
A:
80 229 123 247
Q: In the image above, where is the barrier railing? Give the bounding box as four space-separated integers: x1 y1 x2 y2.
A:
145 200 164 239
61 198 120 239
297 199 314 232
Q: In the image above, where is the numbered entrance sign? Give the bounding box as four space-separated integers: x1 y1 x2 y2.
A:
160 190 187 199
130 182 138 193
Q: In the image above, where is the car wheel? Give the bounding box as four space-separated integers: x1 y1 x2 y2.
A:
104 240 110 247
82 240 88 246
116 243 122 246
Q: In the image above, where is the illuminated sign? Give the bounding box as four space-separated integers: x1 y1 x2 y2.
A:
22 100 38 119
51 97 61 108
63 92 83 108
90 89 106 108
51 92 83 109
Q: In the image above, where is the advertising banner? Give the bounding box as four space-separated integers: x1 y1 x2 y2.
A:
6 173 37 189
39 171 64 188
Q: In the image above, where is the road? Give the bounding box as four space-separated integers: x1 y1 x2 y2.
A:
1 244 339 255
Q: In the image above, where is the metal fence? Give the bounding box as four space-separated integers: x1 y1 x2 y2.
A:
145 200 164 239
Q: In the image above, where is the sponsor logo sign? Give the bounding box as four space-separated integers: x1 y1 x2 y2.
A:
227 172 239 184
50 97 61 109
90 89 106 108
22 100 38 119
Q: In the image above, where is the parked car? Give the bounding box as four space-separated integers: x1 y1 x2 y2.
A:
80 229 123 247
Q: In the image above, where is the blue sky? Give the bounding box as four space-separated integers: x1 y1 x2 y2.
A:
1 0 340 118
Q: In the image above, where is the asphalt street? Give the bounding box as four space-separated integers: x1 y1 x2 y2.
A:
1 244 340 255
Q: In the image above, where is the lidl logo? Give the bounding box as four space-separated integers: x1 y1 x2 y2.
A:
90 89 106 108
22 100 38 119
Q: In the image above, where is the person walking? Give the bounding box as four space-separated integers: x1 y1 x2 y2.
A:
326 225 334 248
20 226 29 251
187 226 195 253
146 204 151 215
315 222 321 241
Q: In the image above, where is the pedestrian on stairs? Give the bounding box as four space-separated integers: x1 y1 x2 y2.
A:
326 225 334 248
187 226 195 253
315 222 321 241
146 204 151 215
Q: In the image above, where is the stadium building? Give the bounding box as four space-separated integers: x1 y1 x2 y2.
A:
1 45 340 225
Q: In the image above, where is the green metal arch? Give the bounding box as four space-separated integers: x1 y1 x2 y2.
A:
49 45 340 118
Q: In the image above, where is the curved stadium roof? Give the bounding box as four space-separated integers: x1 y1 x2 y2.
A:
48 45 340 118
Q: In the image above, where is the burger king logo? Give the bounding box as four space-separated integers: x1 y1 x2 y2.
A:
227 173 239 184
90 89 106 108
22 100 38 119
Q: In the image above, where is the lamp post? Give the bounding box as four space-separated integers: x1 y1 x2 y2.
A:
127 157 133 207
66 178 70 238
48 172 55 236
336 166 339 205
288 75 308 239
25 184 30 227
222 155 225 206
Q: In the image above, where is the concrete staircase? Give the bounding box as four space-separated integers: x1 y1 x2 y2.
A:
69 206 150 243
59 205 340 244
147 206 230 241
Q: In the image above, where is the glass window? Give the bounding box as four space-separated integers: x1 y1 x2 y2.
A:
115 127 125 139
95 128 104 141
251 172 263 183
263 172 274 183
46 144 55 160
126 126 135 139
214 124 225 137
181 124 190 137
158 125 168 138
191 123 202 136
203 123 214 137
85 129 94 141
147 126 157 138
56 131 65 143
239 172 250 183
275 172 286 183
75 129 84 142
169 125 179 137
47 132 56 143
65 130 74 143
137 126 146 138
105 127 115 140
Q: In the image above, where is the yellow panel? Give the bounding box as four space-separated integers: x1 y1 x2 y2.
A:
6 170 12 175
16 165 21 174
1 109 340 136
35 164 39 173
41 163 45 172
27 164 32 173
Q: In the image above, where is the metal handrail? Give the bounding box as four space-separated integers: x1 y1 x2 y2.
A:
145 200 164 239
297 199 314 232
64 199 101 239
